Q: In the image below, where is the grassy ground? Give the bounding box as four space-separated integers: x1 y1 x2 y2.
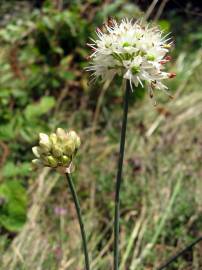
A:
0 1 202 270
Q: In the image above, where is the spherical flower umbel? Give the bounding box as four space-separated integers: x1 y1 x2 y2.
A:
87 18 176 96
32 128 81 170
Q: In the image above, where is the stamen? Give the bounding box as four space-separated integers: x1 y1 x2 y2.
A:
168 72 176 78
165 55 172 61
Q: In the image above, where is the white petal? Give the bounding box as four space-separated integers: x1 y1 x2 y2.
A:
32 146 41 158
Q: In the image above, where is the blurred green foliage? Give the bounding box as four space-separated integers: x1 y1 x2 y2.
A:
0 180 27 232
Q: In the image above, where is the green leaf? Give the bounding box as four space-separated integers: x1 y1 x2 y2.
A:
24 96 55 120
60 71 75 80
0 122 16 140
2 162 30 178
42 16 55 30
0 180 27 232
158 20 171 32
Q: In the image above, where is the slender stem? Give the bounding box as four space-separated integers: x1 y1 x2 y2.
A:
114 80 130 270
66 173 90 270
157 236 202 270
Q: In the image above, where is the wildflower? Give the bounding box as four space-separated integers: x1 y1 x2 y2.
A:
32 128 80 170
54 206 67 216
87 18 176 95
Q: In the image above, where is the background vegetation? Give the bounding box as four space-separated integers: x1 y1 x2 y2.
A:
0 0 202 269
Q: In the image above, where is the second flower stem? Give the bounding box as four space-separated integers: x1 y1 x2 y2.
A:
114 80 130 270
66 173 90 270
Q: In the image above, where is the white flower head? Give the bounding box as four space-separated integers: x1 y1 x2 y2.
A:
86 18 176 96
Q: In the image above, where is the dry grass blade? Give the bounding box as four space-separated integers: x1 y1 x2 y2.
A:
1 168 59 270
120 208 147 269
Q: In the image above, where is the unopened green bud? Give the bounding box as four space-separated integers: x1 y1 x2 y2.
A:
32 146 41 158
50 133 57 145
61 155 71 166
40 155 49 166
75 137 81 149
64 140 76 156
56 128 68 143
56 128 66 137
39 133 51 152
32 159 42 169
68 130 77 139
123 42 131 47
52 144 63 158
47 155 58 168
147 54 155 61
68 131 81 149
131 65 140 75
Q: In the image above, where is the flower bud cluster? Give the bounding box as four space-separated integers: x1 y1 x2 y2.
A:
32 128 81 169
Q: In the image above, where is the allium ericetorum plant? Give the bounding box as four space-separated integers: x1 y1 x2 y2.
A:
32 18 176 270
87 18 175 270
32 128 90 270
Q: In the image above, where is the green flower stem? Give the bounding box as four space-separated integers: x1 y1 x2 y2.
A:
66 173 90 270
114 80 130 270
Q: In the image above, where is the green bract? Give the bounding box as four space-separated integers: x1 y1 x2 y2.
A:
32 128 81 169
